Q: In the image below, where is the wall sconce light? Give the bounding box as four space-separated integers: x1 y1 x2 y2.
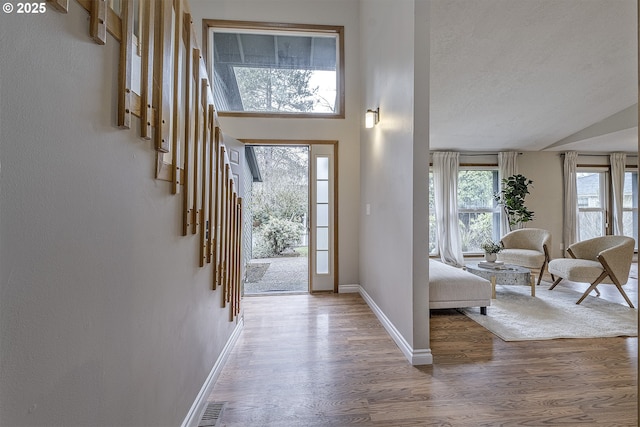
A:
365 107 380 128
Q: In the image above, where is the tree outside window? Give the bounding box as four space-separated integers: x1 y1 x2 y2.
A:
428 168 500 255
207 21 344 117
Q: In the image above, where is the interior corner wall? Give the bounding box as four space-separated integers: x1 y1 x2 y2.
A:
188 0 362 287
0 5 235 426
359 0 417 348
518 152 565 258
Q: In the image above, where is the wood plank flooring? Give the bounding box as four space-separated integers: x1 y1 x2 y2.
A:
208 273 638 426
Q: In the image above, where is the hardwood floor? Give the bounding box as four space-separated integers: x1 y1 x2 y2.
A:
208 274 638 426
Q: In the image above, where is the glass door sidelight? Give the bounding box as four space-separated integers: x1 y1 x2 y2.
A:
310 144 335 292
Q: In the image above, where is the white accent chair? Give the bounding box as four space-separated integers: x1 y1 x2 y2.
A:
547 236 635 308
497 228 552 286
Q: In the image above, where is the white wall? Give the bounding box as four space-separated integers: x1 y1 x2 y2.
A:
413 0 431 352
359 0 430 360
0 4 236 426
519 152 565 257
189 0 362 286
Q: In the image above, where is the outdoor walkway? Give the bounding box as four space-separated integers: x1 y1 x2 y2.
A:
244 256 308 294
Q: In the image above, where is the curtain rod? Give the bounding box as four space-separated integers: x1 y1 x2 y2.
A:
461 152 522 156
560 152 638 157
430 152 523 156
432 152 638 157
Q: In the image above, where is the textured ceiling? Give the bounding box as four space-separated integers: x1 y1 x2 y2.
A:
429 0 637 152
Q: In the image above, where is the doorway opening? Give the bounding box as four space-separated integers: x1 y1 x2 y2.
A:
245 145 310 295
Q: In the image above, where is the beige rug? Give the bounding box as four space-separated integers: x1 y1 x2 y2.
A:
461 284 637 341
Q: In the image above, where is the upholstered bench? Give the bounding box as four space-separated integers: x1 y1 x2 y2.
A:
429 259 492 315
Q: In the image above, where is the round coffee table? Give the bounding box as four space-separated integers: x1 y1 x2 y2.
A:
465 262 535 298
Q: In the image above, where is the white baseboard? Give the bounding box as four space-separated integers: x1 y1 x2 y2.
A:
410 348 434 365
338 284 360 293
181 317 244 427
357 285 433 366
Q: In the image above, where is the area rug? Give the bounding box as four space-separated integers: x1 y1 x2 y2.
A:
461 285 637 341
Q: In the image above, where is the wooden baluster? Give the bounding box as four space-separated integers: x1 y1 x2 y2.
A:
229 191 238 321
219 156 228 295
229 184 237 307
224 167 233 305
181 12 193 236
191 61 201 235
199 81 210 267
117 0 133 129
140 0 155 140
90 0 108 45
230 180 236 306
207 107 216 265
213 143 224 290
235 197 243 318
222 169 229 304
153 0 172 153
170 0 183 194
227 189 235 316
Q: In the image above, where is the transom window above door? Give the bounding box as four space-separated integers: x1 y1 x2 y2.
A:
204 20 345 118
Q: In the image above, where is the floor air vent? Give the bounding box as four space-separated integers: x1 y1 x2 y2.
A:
198 402 226 427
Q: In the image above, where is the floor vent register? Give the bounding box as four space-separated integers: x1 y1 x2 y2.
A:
197 402 226 427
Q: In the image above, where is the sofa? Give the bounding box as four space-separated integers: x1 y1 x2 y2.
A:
429 259 492 315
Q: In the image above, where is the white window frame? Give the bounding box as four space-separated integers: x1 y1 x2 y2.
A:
203 20 345 119
622 168 638 249
429 167 500 256
457 167 500 254
576 168 609 241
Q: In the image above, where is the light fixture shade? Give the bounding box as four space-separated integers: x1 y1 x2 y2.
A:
365 107 379 128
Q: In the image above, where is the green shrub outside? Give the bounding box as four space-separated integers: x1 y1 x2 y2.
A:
259 217 305 256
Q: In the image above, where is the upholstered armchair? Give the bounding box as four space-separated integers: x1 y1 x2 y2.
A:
498 228 552 286
548 236 635 308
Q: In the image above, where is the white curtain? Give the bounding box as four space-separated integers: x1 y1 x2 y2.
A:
432 152 465 267
498 152 519 236
610 153 626 235
563 151 579 249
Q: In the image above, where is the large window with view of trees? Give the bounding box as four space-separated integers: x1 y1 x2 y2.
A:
429 168 500 255
205 20 344 118
576 168 638 249
458 169 501 252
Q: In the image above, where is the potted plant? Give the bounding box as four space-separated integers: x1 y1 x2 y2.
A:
481 240 502 263
494 174 534 230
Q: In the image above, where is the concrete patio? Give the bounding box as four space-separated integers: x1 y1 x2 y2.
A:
244 256 308 294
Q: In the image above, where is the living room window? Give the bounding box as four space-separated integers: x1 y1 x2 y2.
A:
428 168 500 255
576 170 608 241
458 168 501 253
622 170 638 247
576 167 638 248
204 20 344 118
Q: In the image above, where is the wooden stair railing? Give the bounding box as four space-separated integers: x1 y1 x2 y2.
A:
47 0 243 322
